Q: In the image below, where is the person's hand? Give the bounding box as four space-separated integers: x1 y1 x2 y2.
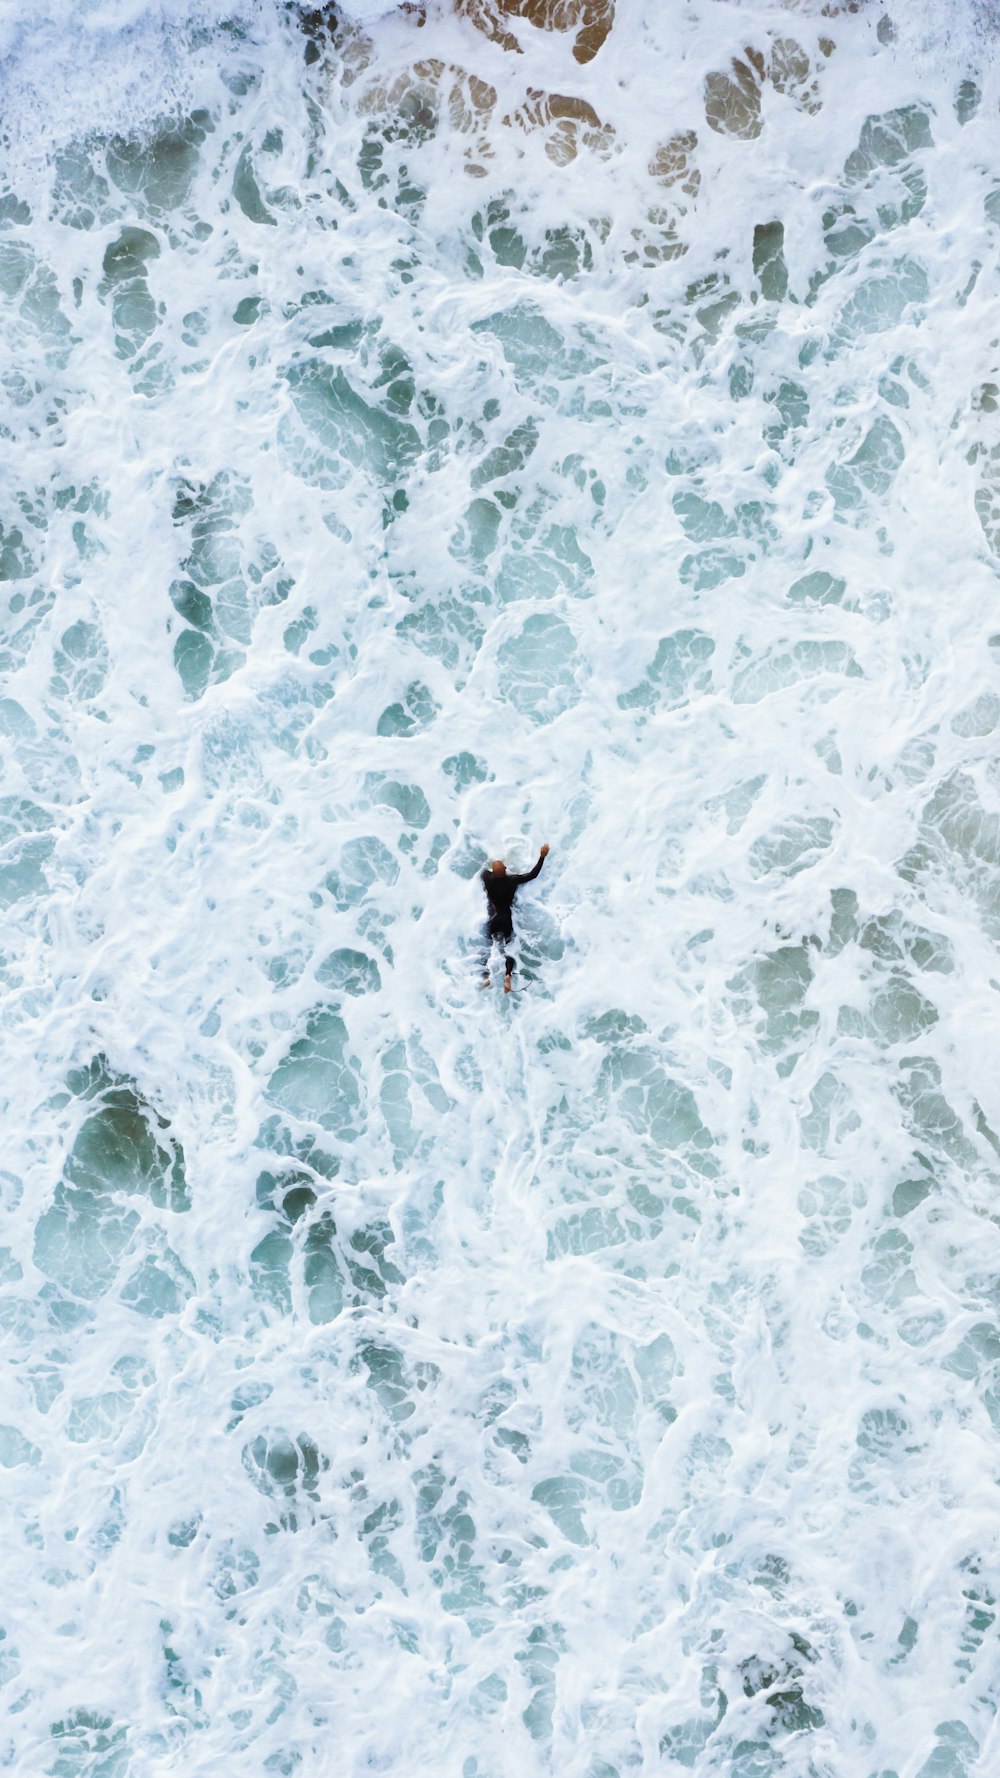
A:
540 843 550 857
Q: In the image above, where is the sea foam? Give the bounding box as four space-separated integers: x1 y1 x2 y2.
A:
2 1 1000 1774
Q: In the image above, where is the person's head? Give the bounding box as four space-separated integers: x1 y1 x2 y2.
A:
491 859 506 875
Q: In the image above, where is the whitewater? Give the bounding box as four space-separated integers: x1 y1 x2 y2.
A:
2 0 1000 1772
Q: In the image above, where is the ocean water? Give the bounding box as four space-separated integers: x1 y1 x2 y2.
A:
3 0 1000 1772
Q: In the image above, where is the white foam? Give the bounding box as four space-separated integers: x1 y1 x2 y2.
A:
2 1 1000 1773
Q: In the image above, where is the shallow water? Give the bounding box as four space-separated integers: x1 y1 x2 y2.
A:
3 0 1000 1773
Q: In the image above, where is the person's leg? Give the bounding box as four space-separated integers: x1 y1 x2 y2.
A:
483 919 507 986
504 953 516 993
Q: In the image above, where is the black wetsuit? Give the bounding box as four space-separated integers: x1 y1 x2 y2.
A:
481 854 545 976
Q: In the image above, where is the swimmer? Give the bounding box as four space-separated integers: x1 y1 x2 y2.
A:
481 844 549 993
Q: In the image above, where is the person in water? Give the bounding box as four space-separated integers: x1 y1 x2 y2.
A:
481 843 550 993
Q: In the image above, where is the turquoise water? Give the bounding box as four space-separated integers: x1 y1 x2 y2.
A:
3 2 1000 1773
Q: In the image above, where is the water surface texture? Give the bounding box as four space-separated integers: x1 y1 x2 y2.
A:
3 1 1000 1773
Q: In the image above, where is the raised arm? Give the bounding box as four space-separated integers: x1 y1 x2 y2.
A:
512 844 550 886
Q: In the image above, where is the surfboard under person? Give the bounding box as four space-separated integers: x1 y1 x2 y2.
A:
481 843 549 993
